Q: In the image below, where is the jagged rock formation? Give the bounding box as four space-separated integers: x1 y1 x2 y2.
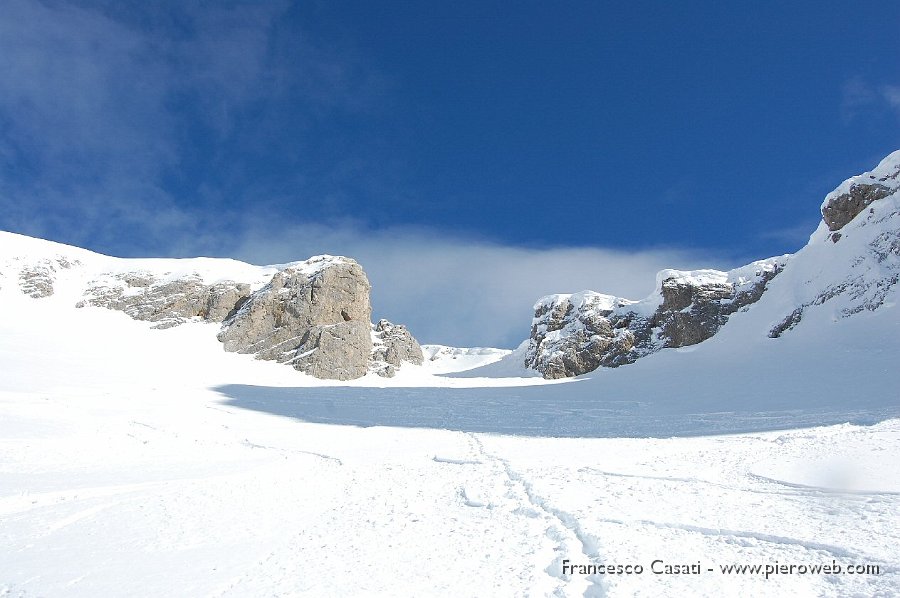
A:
78 273 250 329
526 292 637 379
652 264 785 347
216 257 375 380
769 150 900 337
526 150 900 379
822 163 900 234
0 234 422 380
526 261 785 379
370 319 424 377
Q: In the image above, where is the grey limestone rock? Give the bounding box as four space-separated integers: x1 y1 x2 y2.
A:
217 256 374 380
79 273 250 329
293 321 374 380
72 252 421 380
525 261 785 379
821 151 900 232
370 319 424 377
18 257 80 298
654 278 734 347
822 183 894 232
525 293 636 380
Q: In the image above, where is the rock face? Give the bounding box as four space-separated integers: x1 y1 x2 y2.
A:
217 257 375 381
525 292 637 379
770 152 900 338
651 265 785 348
823 183 894 231
370 319 424 377
526 150 900 379
78 273 250 329
525 260 786 379
75 254 425 380
821 151 900 232
1 233 423 381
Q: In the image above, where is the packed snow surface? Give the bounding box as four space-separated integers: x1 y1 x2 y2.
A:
1 229 899 596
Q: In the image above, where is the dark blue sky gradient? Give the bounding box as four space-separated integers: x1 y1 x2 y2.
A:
320 1 900 257
1 0 899 260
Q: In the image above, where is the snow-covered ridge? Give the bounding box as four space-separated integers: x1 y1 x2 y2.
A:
523 150 900 379
0 230 278 297
822 149 900 212
524 255 789 378
821 150 900 232
0 231 424 380
267 254 357 279
0 231 360 293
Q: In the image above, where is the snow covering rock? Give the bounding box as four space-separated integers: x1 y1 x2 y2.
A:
525 292 637 379
653 263 785 347
769 156 900 337
18 257 80 298
0 233 423 381
526 260 785 378
217 256 376 380
419 345 513 374
526 150 900 379
370 319 424 378
78 273 250 329
821 150 900 232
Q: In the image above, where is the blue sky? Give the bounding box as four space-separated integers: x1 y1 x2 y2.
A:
1 1 899 347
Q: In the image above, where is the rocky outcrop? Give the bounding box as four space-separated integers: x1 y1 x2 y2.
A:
823 184 894 232
651 264 784 348
65 253 422 380
767 151 900 337
770 207 900 338
525 293 637 379
2 233 421 380
370 319 424 377
526 151 900 379
525 260 786 379
18 257 81 298
217 256 375 380
78 273 250 329
822 151 900 232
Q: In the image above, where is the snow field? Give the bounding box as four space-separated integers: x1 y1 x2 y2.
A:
1 222 899 596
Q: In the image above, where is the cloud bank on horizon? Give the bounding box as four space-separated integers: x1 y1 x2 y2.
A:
231 221 726 347
1 0 898 346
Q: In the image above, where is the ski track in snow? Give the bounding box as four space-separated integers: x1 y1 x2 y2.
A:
468 432 606 597
1 369 899 597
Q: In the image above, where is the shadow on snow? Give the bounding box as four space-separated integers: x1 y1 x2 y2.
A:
212 382 900 439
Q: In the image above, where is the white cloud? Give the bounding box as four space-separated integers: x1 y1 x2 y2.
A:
0 0 379 255
228 222 734 348
840 76 900 124
882 85 900 113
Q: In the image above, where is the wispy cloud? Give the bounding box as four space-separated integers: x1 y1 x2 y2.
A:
0 0 381 255
840 76 900 124
882 85 900 113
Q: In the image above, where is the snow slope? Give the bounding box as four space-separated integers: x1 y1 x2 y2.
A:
1 229 898 596
1 149 900 596
0 281 897 597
